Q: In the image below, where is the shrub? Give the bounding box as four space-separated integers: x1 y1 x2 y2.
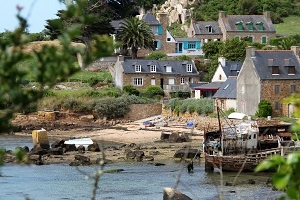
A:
146 52 167 60
123 85 140 96
176 55 192 61
167 98 182 111
256 100 273 117
94 97 129 119
141 85 164 99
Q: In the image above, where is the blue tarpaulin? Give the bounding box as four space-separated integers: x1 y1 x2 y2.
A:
186 121 194 127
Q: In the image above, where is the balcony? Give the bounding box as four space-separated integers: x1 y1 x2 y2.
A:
163 85 190 92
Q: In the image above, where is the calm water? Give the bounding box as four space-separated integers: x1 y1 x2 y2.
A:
0 136 285 200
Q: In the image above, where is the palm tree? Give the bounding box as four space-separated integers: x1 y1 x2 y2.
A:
116 17 155 59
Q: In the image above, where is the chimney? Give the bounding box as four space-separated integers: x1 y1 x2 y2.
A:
218 56 226 67
219 11 226 19
156 12 169 27
264 11 271 19
291 46 300 59
246 46 256 58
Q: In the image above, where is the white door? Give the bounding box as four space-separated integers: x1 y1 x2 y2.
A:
151 78 155 85
288 104 294 117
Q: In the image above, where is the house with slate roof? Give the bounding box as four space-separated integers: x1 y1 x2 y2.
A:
112 56 200 94
236 46 300 117
213 77 237 111
111 12 203 58
189 11 276 45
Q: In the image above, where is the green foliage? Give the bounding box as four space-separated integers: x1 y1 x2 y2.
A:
171 91 191 99
270 34 300 50
123 85 140 96
256 100 273 117
167 98 214 115
167 98 182 111
202 41 222 59
168 23 187 37
195 98 214 115
255 153 300 200
69 70 112 83
224 107 235 116
0 2 114 132
146 52 167 60
141 85 164 99
221 38 248 61
274 16 300 35
94 96 128 119
0 148 5 167
176 55 192 61
116 17 155 59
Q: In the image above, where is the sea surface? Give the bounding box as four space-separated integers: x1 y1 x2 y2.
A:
0 136 285 200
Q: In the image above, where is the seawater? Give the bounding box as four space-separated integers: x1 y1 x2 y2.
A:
0 136 285 200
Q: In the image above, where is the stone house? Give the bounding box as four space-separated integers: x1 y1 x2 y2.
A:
236 46 300 117
189 11 276 45
112 56 200 94
213 77 237 111
111 12 203 58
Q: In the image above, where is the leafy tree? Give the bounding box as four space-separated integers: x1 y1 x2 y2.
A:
256 100 273 117
116 17 155 59
146 51 167 60
135 0 165 11
0 2 113 132
123 85 140 96
45 0 115 50
221 38 248 61
168 23 187 37
201 41 222 59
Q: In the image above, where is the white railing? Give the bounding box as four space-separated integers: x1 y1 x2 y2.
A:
163 85 190 92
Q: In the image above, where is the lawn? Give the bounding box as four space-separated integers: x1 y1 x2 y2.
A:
274 16 300 35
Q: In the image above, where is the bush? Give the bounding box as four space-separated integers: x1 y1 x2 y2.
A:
146 52 167 60
256 100 272 117
123 85 140 96
94 97 129 119
141 85 164 99
176 55 192 61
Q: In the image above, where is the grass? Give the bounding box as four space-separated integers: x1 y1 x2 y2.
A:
274 16 300 35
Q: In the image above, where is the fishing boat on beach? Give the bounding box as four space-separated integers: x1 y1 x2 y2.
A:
203 108 300 172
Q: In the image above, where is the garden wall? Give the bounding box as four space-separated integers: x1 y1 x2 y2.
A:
123 104 162 121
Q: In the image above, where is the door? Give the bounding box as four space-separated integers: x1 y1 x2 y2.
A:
288 104 294 117
178 43 182 53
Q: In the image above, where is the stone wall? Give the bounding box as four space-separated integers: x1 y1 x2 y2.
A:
84 57 117 71
123 104 162 120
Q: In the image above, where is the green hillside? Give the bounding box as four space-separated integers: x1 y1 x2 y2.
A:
274 16 300 35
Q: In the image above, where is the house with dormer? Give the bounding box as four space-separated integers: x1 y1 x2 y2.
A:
189 11 276 45
112 56 200 94
111 12 203 58
236 46 300 117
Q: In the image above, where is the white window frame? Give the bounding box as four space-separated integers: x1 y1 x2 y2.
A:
166 66 172 72
168 78 175 85
180 77 185 84
135 65 141 72
186 64 192 72
133 78 143 86
151 78 156 85
150 65 156 72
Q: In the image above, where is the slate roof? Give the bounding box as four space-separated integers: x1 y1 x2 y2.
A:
121 59 199 76
142 13 160 25
189 82 208 91
194 82 223 90
110 20 124 33
220 14 275 32
175 37 201 42
192 21 222 35
213 77 237 99
252 50 300 79
222 61 243 77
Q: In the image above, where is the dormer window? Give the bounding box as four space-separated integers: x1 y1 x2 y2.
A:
205 25 213 33
235 21 244 31
150 65 156 72
166 66 172 72
186 64 192 72
246 22 253 31
272 66 279 75
135 65 141 72
256 22 264 31
288 66 295 75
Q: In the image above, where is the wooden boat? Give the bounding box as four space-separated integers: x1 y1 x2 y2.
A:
203 108 300 172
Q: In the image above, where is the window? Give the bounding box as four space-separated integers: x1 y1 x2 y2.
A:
291 85 296 93
219 74 222 80
272 66 279 75
150 65 156 72
205 25 212 33
151 78 156 85
247 22 253 31
249 36 253 43
275 101 280 110
166 66 172 72
257 22 264 31
133 78 143 86
189 77 194 83
167 38 171 41
151 26 158 35
168 78 175 85
180 77 185 84
188 42 196 49
236 21 243 30
135 65 141 72
186 64 192 72
274 85 280 94
261 36 267 44
288 66 295 75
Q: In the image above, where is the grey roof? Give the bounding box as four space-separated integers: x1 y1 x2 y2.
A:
189 82 208 91
221 14 275 32
222 61 243 77
213 77 237 99
110 20 124 33
142 13 160 25
192 21 222 35
194 82 223 90
252 50 300 79
122 59 199 76
175 37 201 42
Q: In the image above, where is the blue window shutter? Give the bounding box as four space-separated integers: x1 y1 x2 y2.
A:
183 42 188 50
158 25 163 35
157 40 162 50
196 42 201 49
